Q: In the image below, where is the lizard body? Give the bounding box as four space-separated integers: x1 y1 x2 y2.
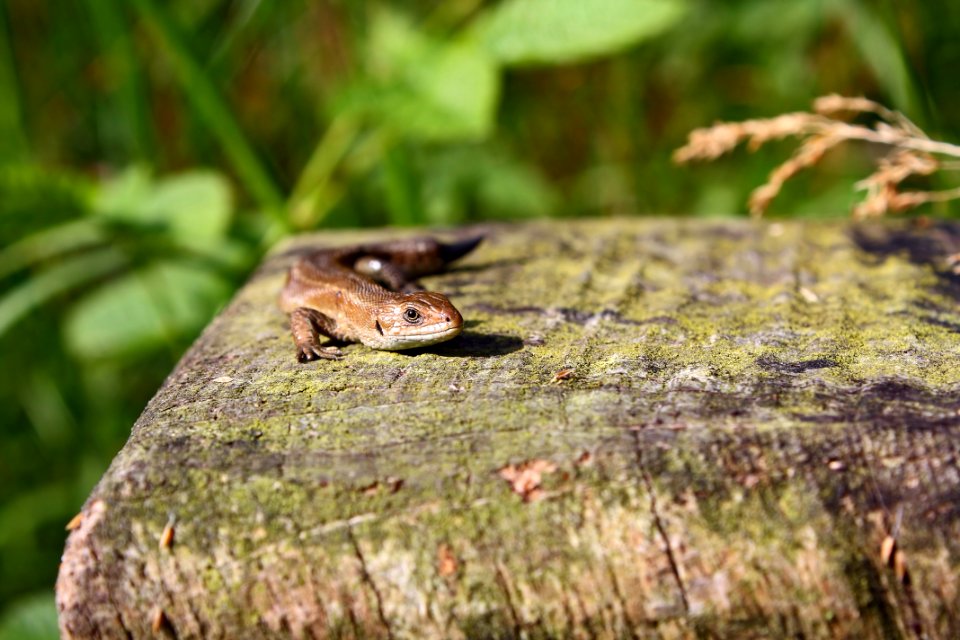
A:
279 236 482 362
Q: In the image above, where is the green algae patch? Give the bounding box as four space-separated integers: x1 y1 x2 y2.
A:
58 219 960 639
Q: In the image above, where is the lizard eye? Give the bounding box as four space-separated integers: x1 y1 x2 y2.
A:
403 308 421 323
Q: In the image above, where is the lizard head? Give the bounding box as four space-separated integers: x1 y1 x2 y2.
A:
369 292 463 350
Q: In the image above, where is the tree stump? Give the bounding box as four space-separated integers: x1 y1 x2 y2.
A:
57 219 960 639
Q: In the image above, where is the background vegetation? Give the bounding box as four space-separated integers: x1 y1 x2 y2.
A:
1 0 958 636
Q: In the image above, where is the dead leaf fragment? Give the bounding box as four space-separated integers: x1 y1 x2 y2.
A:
359 480 380 496
437 543 458 578
947 252 960 275
880 535 896 566
160 520 175 550
798 287 820 303
65 512 83 531
498 459 557 502
151 608 166 633
893 550 907 583
357 477 404 496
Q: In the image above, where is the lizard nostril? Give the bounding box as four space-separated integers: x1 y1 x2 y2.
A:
444 315 451 323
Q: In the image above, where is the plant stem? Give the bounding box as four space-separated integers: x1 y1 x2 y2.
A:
834 122 960 159
907 186 960 203
288 115 360 230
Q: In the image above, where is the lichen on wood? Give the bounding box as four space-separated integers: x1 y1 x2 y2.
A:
57 219 960 639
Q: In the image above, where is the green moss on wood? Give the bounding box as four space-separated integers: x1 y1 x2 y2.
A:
58 219 960 639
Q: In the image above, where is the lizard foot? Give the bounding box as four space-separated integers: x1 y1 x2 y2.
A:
297 345 343 362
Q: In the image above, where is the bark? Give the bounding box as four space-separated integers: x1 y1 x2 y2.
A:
57 218 960 639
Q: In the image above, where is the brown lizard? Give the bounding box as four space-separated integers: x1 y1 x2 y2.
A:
279 235 482 362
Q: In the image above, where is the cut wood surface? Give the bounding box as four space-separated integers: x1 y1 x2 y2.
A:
57 218 960 639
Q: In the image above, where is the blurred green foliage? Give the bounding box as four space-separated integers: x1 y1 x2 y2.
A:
1 0 958 634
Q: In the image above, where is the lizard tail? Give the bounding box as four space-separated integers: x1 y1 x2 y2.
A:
438 235 484 263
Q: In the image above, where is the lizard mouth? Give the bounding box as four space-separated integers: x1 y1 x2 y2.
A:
377 325 463 351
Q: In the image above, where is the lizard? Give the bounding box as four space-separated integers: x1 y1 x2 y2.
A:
278 235 483 362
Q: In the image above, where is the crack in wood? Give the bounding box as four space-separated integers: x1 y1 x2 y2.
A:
57 220 960 638
93 546 135 640
347 527 395 640
601 555 642 640
494 559 524 637
632 430 690 615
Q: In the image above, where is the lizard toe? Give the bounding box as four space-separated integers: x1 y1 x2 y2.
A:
297 346 322 362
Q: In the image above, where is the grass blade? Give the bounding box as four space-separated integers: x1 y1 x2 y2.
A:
85 0 158 161
382 144 420 226
288 115 361 229
831 0 921 118
0 3 29 163
129 0 286 222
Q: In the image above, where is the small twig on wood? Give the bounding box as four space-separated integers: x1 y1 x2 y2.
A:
674 95 960 217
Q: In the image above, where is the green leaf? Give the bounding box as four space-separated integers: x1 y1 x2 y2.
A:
341 9 499 142
476 0 686 65
0 219 105 280
143 172 233 242
0 166 93 246
64 261 231 359
0 249 126 338
96 168 233 247
421 146 557 223
0 483 73 547
0 592 59 640
94 165 153 217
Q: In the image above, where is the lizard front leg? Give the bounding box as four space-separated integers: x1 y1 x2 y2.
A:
289 308 344 362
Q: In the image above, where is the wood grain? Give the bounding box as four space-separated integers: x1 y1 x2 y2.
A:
57 219 960 639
